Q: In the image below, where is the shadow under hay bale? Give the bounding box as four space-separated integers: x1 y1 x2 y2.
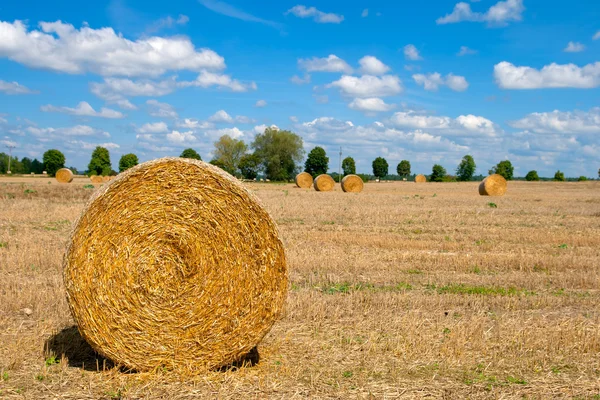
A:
44 326 115 371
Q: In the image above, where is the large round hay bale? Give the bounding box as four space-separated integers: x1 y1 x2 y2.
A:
341 174 364 193
55 168 74 183
295 172 313 188
89 175 104 184
102 175 111 182
64 158 287 373
415 174 426 183
479 174 507 196
313 174 335 192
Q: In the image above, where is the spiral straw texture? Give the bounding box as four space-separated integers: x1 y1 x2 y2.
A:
479 174 508 196
55 168 74 183
415 174 426 183
295 172 313 189
341 175 364 193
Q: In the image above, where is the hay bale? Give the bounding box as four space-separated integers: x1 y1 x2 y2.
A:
479 174 507 196
295 172 313 188
55 168 74 183
64 157 287 373
102 176 111 182
415 174 426 183
89 175 104 184
341 174 364 193
313 174 335 192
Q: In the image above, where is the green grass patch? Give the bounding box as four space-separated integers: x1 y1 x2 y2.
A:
322 281 413 294
436 283 534 296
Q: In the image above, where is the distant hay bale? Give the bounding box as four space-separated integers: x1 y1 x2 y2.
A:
102 176 111 182
63 157 287 373
341 174 364 193
415 174 426 183
90 175 104 184
55 168 74 183
479 174 507 196
313 174 335 192
295 172 313 188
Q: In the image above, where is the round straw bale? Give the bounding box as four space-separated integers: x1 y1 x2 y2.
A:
55 168 74 183
295 172 313 188
479 174 507 196
341 174 364 193
415 174 426 183
102 175 111 182
313 174 335 192
64 157 287 373
89 175 104 184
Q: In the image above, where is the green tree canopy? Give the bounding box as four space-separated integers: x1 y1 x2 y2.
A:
396 160 411 178
578 176 587 181
119 153 139 173
238 153 261 180
212 135 248 176
525 170 539 181
554 170 565 181
342 156 356 175
252 127 304 181
88 146 111 176
489 160 514 180
456 155 476 181
42 149 66 177
304 146 329 177
372 157 389 179
31 158 44 174
430 164 447 182
20 157 32 174
180 148 202 160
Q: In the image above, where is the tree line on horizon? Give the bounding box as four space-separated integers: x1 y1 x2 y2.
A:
1 127 598 182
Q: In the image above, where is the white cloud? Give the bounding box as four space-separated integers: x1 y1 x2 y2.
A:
413 73 469 91
0 80 37 95
147 99 178 118
457 46 477 56
41 101 124 119
253 124 279 134
298 55 353 73
209 110 234 123
437 0 524 26
137 122 168 133
1 139 17 147
255 99 267 107
509 107 600 134
594 31 600 40
175 118 214 130
494 61 600 89
403 45 422 61
361 9 369 17
181 70 257 92
90 77 178 102
0 20 225 77
116 99 137 110
388 111 499 136
146 14 190 33
327 75 402 97
349 97 396 113
358 56 390 75
286 5 344 23
198 0 282 29
27 125 110 138
289 116 298 122
302 117 354 131
208 127 245 139
564 41 585 53
291 74 311 84
66 140 120 150
166 130 197 144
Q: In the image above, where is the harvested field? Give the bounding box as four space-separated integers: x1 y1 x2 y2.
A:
1 179 600 398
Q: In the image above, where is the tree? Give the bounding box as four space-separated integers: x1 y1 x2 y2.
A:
430 164 447 182
372 157 389 179
252 127 304 181
213 135 248 176
209 158 228 172
119 153 139 173
525 170 540 181
88 146 111 176
578 176 588 181
238 153 261 179
456 155 476 181
43 149 66 177
304 146 329 177
20 157 32 174
342 156 356 175
180 148 202 160
489 160 514 180
397 160 411 178
31 158 44 174
554 170 565 181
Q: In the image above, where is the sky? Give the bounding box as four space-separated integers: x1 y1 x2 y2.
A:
0 0 599 177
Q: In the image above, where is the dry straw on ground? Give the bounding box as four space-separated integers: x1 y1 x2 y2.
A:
313 174 335 192
479 174 508 196
63 157 288 373
89 175 104 184
341 174 364 193
295 172 313 188
55 168 73 183
415 174 427 183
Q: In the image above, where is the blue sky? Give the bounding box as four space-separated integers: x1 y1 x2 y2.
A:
0 0 599 177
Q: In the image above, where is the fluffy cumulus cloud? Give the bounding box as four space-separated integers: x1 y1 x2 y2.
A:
291 74 311 84
494 61 600 89
298 55 353 74
208 110 254 124
403 45 422 61
41 101 124 119
301 117 354 132
327 75 402 97
0 20 225 77
413 73 469 91
437 0 524 26
0 80 37 95
166 130 197 144
90 77 178 104
179 71 257 92
358 56 390 75
388 111 500 136
348 97 395 113
66 140 120 150
175 119 214 130
286 5 344 23
564 42 585 53
255 99 267 107
254 124 279 134
137 122 168 134
457 46 477 56
509 107 600 134
147 100 178 118
27 125 110 138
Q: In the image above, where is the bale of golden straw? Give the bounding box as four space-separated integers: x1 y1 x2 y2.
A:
313 174 335 192
295 172 313 188
341 174 364 193
415 174 426 183
55 168 74 183
479 174 507 196
89 175 104 184
64 157 287 373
